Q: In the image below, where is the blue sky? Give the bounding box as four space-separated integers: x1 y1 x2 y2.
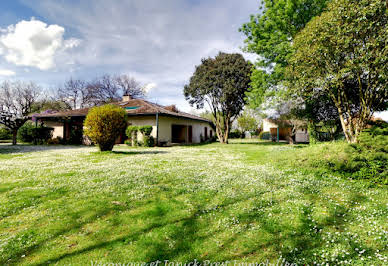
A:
0 0 259 112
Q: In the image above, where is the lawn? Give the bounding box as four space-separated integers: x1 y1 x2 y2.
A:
0 141 387 265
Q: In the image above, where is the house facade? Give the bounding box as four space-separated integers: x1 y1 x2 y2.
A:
262 118 309 143
35 96 214 146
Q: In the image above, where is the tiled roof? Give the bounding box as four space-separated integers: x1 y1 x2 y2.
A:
35 99 212 123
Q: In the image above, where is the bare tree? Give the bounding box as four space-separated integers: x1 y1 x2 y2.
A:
114 74 145 99
0 81 40 145
58 78 88 109
57 74 146 109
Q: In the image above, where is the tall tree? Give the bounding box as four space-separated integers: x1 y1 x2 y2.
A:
237 112 258 134
288 0 388 143
0 81 40 145
240 0 329 108
184 52 252 143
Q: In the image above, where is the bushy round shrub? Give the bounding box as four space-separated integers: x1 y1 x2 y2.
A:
84 104 127 151
18 122 35 143
0 127 12 140
139 125 153 136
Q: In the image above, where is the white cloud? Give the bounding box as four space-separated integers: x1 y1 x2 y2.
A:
0 19 80 70
19 0 258 109
0 69 15 76
144 82 157 93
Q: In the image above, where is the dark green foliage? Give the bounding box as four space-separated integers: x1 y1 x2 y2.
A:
142 136 155 147
17 122 53 144
126 125 154 147
125 126 138 139
184 52 252 143
17 122 35 143
31 127 54 145
288 0 388 142
229 130 243 139
327 122 388 184
0 127 12 140
240 0 329 108
138 125 152 136
67 124 83 145
84 104 127 151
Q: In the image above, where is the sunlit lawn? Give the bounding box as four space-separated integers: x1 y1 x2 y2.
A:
0 141 387 265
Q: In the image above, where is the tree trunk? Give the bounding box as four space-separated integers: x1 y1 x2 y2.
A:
12 130 17 145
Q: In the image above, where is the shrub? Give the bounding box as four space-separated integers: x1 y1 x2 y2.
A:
68 124 83 145
126 125 154 147
18 122 35 143
259 131 271 140
143 136 155 147
0 127 12 140
17 122 53 144
31 127 54 144
229 130 243 138
84 104 127 151
139 125 153 136
327 121 388 185
126 126 138 146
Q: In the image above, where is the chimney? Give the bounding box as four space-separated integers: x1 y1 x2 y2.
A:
122 95 132 102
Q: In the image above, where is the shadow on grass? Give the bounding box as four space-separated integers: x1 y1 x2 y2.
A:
4 185 374 265
0 144 85 155
112 150 168 155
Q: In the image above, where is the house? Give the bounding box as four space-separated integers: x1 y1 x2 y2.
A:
262 118 309 143
35 95 214 146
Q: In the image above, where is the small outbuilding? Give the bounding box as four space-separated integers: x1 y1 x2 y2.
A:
35 96 214 146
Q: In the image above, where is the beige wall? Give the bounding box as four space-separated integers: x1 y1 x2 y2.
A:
43 121 64 138
42 115 213 145
158 116 213 144
127 116 157 141
262 119 278 132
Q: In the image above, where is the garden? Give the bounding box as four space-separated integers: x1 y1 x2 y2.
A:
0 138 387 265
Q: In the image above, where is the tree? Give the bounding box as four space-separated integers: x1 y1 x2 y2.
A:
0 81 40 145
237 112 258 134
240 0 329 108
84 104 127 151
114 75 146 99
58 75 146 109
58 78 88 109
184 52 252 143
288 0 388 143
31 99 71 113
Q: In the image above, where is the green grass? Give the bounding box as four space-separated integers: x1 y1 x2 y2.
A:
0 141 387 265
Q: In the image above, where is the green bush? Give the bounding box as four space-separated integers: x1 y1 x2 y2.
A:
327 121 388 185
84 104 127 151
17 122 53 144
126 126 138 146
229 130 243 138
18 122 35 143
0 127 12 140
139 125 153 136
126 125 154 147
32 127 54 144
143 136 155 147
259 131 271 140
